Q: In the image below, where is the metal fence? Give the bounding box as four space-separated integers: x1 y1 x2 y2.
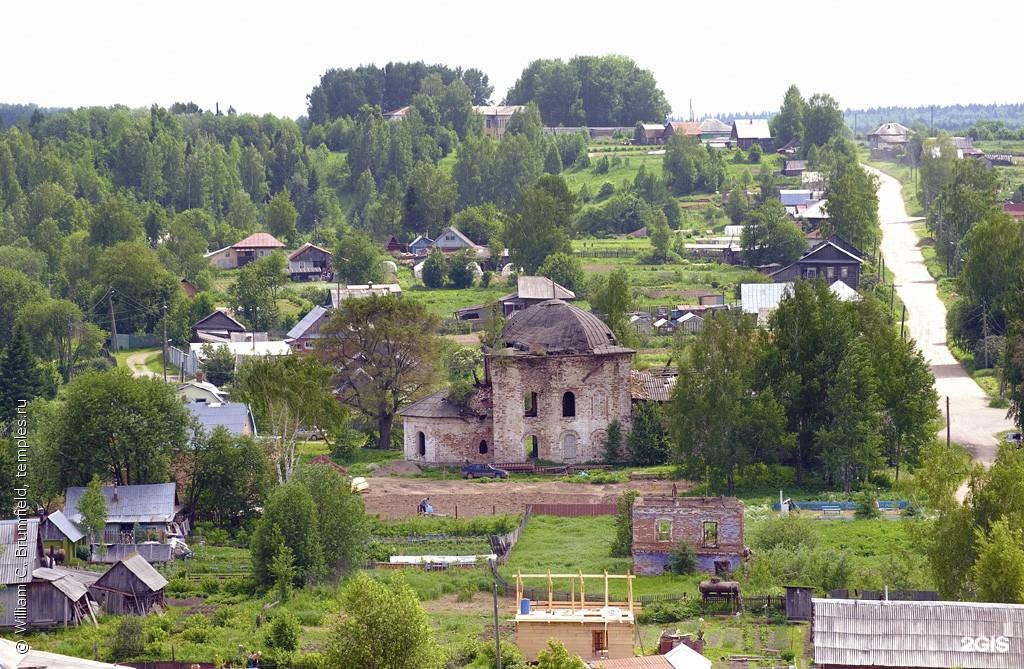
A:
166 345 197 376
489 506 533 564
112 333 162 350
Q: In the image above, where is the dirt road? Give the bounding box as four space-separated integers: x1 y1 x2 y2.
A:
125 350 160 379
866 164 1013 465
362 477 678 519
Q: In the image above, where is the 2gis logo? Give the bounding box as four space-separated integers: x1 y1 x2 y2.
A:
961 635 1010 653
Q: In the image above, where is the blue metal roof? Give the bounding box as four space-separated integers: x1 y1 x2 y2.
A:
186 401 256 437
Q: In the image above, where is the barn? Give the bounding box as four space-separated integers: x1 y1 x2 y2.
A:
91 552 168 615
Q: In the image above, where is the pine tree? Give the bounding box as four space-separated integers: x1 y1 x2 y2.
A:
0 322 43 424
543 141 563 175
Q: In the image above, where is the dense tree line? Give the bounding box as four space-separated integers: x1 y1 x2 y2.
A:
306 61 493 123
671 283 938 492
504 55 670 126
845 102 1024 133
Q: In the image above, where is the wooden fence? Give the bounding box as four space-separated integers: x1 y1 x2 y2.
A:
573 248 642 258
489 506 533 564
529 503 618 517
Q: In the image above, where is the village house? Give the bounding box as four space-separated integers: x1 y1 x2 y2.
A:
408 234 434 256
64 482 189 546
730 119 773 151
91 552 168 615
455 275 576 323
385 234 407 254
286 304 331 350
698 118 732 143
812 598 1024 668
768 235 866 289
632 495 746 576
682 241 741 265
185 401 257 437
867 122 911 151
782 159 808 177
742 279 861 325
204 232 286 270
635 123 667 145
191 308 247 343
330 283 403 308
474 105 525 137
39 510 85 565
287 242 333 281
663 121 701 142
176 377 228 403
401 299 634 465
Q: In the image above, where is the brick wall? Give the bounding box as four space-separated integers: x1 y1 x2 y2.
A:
489 352 633 464
632 497 745 576
402 415 495 464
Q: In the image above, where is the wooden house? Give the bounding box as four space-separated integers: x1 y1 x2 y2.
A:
176 378 228 404
286 304 332 351
513 571 636 662
205 232 285 270
698 118 732 142
330 283 403 308
632 496 746 575
408 235 434 256
65 482 188 546
191 308 247 342
782 159 808 177
635 123 667 145
287 242 333 281
185 401 257 437
91 552 168 615
454 276 576 324
768 235 865 289
730 119 773 151
867 122 911 150
663 121 701 142
473 105 525 137
385 234 407 254
0 518 45 628
40 511 85 565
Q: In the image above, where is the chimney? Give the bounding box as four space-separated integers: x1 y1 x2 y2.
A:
195 370 205 383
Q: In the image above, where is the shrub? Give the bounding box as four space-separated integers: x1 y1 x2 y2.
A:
110 617 144 660
636 598 701 624
480 270 492 287
593 156 610 174
611 490 638 557
179 615 213 643
748 144 763 163
199 576 220 595
668 541 697 575
597 182 615 199
748 515 819 551
854 490 881 519
266 610 300 652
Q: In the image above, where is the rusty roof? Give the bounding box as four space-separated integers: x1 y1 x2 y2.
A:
630 369 677 402
232 232 285 249
500 300 633 356
668 121 701 136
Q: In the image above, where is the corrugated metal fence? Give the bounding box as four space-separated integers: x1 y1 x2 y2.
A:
166 346 197 376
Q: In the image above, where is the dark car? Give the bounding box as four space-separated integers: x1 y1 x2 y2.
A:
1007 432 1022 446
461 463 509 479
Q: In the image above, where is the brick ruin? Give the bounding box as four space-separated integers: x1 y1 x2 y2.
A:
400 299 635 465
632 495 746 575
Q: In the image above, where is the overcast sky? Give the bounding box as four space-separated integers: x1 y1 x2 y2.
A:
3 0 1020 120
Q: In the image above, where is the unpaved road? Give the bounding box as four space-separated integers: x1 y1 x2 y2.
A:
125 350 160 379
866 164 1013 465
362 477 679 519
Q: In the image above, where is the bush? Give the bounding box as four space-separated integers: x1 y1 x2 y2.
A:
636 598 701 624
480 270 492 287
266 610 300 652
668 542 697 575
179 615 213 643
597 182 615 199
593 156 610 174
748 515 819 551
611 490 638 557
748 144 763 163
110 617 144 660
854 490 881 519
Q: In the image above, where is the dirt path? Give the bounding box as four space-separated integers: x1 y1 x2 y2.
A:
362 477 678 519
125 350 160 379
866 164 1013 466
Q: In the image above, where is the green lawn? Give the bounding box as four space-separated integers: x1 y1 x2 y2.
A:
974 139 1024 155
561 151 666 194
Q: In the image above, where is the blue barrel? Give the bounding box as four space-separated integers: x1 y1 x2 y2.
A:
520 598 531 614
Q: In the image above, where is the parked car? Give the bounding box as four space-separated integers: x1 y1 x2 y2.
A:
461 463 508 479
1007 432 1022 446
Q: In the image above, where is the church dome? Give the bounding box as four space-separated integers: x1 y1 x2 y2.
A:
499 300 629 355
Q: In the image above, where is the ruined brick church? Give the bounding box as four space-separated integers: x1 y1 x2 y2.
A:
400 299 638 464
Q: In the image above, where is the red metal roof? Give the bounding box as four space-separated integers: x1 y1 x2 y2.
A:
668 121 701 136
1004 202 1024 218
232 232 285 249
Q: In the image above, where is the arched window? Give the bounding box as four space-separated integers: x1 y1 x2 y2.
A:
562 392 576 417
479 440 488 455
417 431 426 457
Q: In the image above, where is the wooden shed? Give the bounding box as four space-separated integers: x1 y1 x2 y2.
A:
0 518 45 628
40 510 85 565
784 585 813 621
91 552 168 615
27 567 95 629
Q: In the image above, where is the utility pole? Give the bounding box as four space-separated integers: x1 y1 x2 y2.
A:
900 304 906 339
162 303 168 383
107 289 119 354
946 396 951 448
492 582 502 669
982 303 990 369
